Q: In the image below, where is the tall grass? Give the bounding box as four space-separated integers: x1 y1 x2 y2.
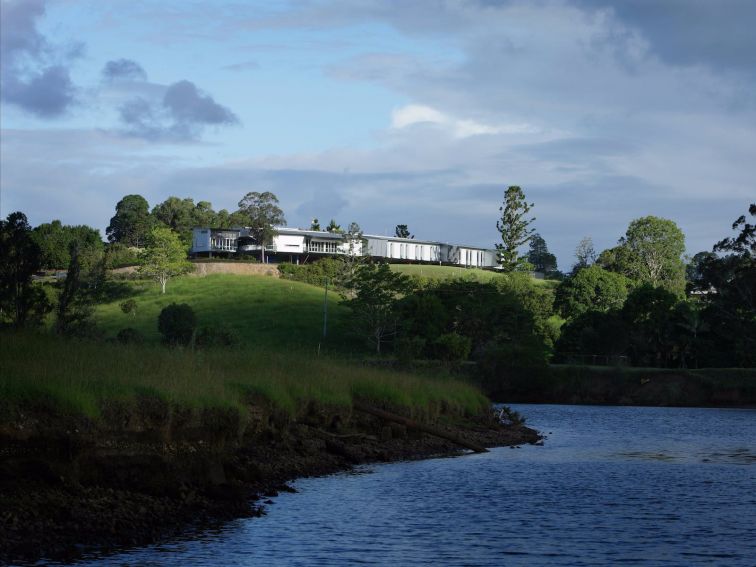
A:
0 332 489 421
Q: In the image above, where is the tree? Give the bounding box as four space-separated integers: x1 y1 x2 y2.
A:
138 227 192 293
0 212 51 327
495 185 535 272
152 196 196 243
341 262 413 353
32 221 104 269
573 236 597 273
339 222 366 292
555 265 631 319
236 191 285 262
395 224 413 239
310 218 321 231
107 194 152 247
158 303 197 346
623 216 686 294
54 240 98 337
326 219 342 233
527 233 557 273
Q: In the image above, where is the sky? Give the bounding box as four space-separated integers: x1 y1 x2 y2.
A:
1 0 755 269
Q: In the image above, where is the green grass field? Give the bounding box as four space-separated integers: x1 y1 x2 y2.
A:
390 263 559 287
96 274 355 351
0 332 489 420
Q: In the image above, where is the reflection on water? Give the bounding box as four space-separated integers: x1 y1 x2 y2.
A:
70 405 756 566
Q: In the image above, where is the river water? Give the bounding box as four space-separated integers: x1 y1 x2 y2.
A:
73 405 755 566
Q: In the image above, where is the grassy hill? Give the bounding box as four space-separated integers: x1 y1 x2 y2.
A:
389 263 558 287
96 274 356 352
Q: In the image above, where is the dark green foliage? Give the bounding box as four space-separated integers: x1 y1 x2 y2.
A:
686 251 717 287
32 221 103 269
395 224 413 239
555 265 631 319
0 212 51 328
107 194 152 247
116 327 145 345
433 332 472 363
310 218 321 231
104 242 140 269
54 241 100 338
555 310 629 362
394 336 426 363
278 258 345 287
120 299 138 316
195 325 239 349
527 233 557 274
157 303 197 346
341 262 413 353
395 278 550 366
495 185 535 272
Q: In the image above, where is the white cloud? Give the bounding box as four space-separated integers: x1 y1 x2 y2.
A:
390 103 539 139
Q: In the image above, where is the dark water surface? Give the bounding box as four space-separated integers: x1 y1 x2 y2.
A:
72 405 756 566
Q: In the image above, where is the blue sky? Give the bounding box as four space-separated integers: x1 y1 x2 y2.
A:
2 0 755 269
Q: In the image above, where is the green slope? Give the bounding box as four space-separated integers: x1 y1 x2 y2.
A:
96 274 355 351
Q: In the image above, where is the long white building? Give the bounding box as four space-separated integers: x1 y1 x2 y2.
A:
191 227 499 268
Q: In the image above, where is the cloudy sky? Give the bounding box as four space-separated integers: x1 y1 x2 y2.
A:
1 0 754 267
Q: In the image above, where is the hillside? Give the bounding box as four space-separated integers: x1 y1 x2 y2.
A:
96 274 355 351
389 263 558 287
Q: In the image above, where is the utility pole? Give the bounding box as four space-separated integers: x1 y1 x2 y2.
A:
322 277 329 338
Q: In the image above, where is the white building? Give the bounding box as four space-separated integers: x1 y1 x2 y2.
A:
191 227 498 268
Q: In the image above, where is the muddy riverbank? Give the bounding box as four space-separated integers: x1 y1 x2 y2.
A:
0 401 539 564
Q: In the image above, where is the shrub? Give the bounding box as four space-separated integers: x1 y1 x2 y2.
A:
120 298 138 317
434 332 472 363
195 325 239 349
157 303 197 346
394 336 426 363
116 327 145 345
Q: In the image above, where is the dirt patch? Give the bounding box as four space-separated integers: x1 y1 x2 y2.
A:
191 262 279 278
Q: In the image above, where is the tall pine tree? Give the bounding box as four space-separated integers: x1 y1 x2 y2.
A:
496 186 535 272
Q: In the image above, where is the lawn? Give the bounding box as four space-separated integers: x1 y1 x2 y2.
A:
96 274 356 352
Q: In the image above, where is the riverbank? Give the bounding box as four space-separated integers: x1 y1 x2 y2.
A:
0 401 538 564
0 332 539 564
476 365 756 407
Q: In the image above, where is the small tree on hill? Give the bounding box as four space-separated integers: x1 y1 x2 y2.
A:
495 186 535 272
342 262 413 353
237 191 286 263
527 233 557 274
573 236 597 273
158 303 197 346
139 227 192 293
395 224 413 239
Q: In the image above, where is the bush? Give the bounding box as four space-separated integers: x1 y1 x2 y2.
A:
120 298 138 317
157 303 197 346
116 327 145 345
434 332 472 363
195 325 239 349
278 258 344 287
394 336 426 363
105 243 140 269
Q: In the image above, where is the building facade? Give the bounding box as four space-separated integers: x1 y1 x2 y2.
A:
191 227 498 268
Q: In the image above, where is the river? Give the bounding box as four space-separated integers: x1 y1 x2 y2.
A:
70 405 756 566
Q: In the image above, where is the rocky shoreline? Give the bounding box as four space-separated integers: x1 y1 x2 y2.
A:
0 403 540 565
